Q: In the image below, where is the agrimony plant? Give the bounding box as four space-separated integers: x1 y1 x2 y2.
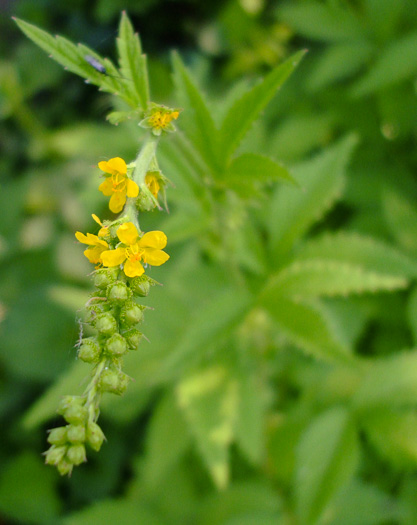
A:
14 12 304 476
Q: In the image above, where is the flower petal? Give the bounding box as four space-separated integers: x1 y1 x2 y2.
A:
143 248 170 266
139 231 167 250
92 214 102 226
117 222 139 245
75 231 90 244
107 157 127 175
98 157 127 176
101 247 126 267
126 179 139 198
99 179 113 197
123 259 145 277
109 192 126 213
84 245 107 264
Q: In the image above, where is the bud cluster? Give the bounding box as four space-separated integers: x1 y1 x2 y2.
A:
44 266 157 474
45 396 105 475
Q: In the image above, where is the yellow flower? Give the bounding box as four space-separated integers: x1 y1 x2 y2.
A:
139 104 181 136
145 172 161 199
98 157 139 213
92 214 110 238
148 110 179 130
75 231 109 265
100 222 169 278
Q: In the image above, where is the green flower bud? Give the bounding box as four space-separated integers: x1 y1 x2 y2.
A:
47 427 67 446
129 276 150 297
117 372 131 395
105 333 128 357
94 313 117 335
57 458 73 476
78 338 101 363
99 368 120 393
123 328 143 350
136 191 155 212
66 425 86 444
63 404 88 425
45 445 67 466
106 281 131 305
67 444 87 466
86 421 106 452
100 368 130 395
120 301 144 326
85 302 108 323
93 267 119 289
57 395 85 415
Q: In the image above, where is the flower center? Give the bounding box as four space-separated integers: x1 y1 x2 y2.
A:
111 174 127 193
125 243 144 263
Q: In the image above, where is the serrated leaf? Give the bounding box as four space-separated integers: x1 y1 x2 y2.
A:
268 135 358 261
295 407 359 525
382 187 417 257
14 18 135 106
224 153 295 186
297 232 417 279
278 2 364 42
172 52 219 172
260 294 350 361
353 351 417 410
352 31 417 96
363 409 417 469
117 11 149 109
218 50 306 166
176 365 239 489
141 391 191 488
265 260 408 300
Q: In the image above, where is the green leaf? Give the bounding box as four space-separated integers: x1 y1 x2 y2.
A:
172 52 219 172
176 364 239 489
268 135 358 261
265 260 408 300
116 11 149 109
278 1 363 42
319 479 400 525
382 187 417 257
21 361 86 429
363 409 417 469
160 287 252 379
297 232 417 279
407 286 417 346
260 294 350 361
198 480 283 525
308 41 374 90
352 31 417 96
0 453 61 523
141 391 191 488
62 500 164 525
353 351 417 410
13 18 134 106
295 407 359 525
218 50 306 166
224 153 295 186
234 366 266 465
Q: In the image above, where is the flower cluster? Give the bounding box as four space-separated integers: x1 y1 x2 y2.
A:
44 148 172 475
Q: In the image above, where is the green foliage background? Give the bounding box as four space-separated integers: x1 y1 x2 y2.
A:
2 0 417 523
